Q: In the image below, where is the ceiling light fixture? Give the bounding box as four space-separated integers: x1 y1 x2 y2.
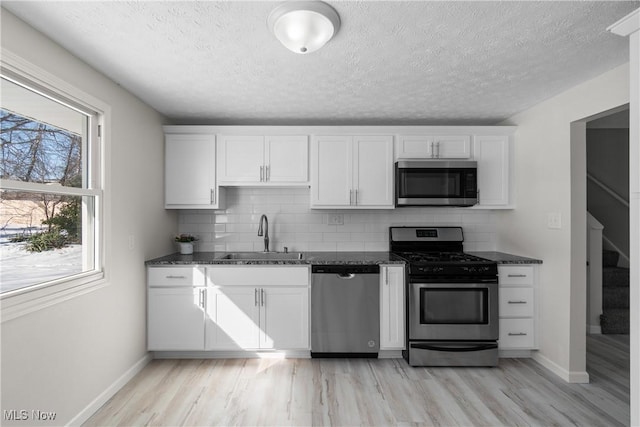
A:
268 1 340 54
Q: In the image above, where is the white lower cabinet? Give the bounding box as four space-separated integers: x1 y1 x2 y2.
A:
380 265 405 350
498 265 538 351
148 287 206 350
148 265 310 352
147 266 207 351
205 266 310 351
206 285 309 350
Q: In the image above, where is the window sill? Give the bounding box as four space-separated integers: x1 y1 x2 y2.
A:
1 271 106 322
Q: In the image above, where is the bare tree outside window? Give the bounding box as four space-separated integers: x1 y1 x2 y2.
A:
0 75 100 295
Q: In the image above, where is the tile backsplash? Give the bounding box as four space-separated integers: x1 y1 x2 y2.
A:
178 188 498 252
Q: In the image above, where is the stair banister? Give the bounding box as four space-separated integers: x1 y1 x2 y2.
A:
587 212 604 334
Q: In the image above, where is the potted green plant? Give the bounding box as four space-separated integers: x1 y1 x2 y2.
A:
175 234 198 255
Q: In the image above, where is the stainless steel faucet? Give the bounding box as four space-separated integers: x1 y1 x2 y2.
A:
257 214 269 252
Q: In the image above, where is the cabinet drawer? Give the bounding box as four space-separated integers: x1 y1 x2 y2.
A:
499 318 535 349
499 266 534 285
208 266 309 287
148 267 204 287
499 287 534 317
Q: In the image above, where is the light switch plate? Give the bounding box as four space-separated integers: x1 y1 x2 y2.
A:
547 212 562 229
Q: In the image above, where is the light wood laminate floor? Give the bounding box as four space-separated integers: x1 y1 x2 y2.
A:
85 335 629 426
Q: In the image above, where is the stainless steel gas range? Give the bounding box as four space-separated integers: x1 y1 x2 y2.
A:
390 226 499 367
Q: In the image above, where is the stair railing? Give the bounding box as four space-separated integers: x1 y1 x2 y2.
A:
587 212 604 334
587 173 629 208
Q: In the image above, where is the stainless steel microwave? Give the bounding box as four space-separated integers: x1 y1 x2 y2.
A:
395 160 478 207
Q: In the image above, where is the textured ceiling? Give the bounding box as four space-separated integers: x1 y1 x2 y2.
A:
3 1 638 125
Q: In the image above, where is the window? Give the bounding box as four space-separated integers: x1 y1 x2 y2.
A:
0 67 104 316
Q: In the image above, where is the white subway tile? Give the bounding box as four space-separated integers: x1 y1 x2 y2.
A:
337 242 365 251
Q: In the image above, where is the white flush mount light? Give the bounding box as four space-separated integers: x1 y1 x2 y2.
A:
268 1 340 54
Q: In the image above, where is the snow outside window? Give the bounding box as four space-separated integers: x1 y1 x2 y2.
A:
0 73 104 313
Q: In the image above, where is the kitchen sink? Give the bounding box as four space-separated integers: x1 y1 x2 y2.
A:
220 252 305 261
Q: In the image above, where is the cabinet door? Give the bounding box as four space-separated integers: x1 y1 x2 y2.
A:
165 134 217 208
260 287 309 349
474 135 510 206
265 136 308 183
148 287 205 350
353 135 394 207
217 135 264 183
310 136 352 207
396 135 433 159
206 287 261 350
433 135 471 158
380 266 405 350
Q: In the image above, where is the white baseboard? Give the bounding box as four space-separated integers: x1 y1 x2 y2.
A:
67 353 152 426
588 324 602 334
499 349 534 358
532 352 590 383
153 350 311 359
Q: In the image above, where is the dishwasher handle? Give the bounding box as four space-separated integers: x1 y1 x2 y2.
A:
337 273 356 279
312 265 379 274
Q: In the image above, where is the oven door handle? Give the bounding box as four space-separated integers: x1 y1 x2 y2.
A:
411 342 498 352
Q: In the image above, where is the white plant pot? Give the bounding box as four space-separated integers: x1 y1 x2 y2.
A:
178 242 194 255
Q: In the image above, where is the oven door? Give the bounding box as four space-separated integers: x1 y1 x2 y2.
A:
408 281 498 341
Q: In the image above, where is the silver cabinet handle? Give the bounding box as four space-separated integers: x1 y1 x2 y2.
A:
508 274 527 278
260 166 264 182
255 288 259 306
210 188 215 204
266 165 270 181
261 288 265 306
508 332 527 336
165 275 186 279
435 141 440 158
198 289 205 309
385 268 389 285
430 142 435 158
508 300 528 304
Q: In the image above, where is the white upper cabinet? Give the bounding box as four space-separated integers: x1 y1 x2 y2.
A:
311 135 394 209
165 133 224 209
396 135 471 159
217 135 308 185
473 135 510 207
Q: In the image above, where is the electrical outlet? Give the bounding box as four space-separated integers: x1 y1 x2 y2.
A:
327 213 344 225
547 212 562 229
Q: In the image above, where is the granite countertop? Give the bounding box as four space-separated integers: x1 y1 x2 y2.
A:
146 251 406 266
470 251 543 264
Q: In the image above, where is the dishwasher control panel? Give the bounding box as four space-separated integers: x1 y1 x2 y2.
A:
311 264 379 274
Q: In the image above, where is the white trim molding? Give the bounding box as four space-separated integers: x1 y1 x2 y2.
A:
533 352 590 384
67 354 153 426
608 8 640 427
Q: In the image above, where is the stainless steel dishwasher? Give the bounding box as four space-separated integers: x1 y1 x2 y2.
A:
311 264 380 357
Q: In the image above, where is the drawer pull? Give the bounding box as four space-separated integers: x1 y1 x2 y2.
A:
507 274 527 278
165 275 187 279
508 300 528 304
508 332 527 336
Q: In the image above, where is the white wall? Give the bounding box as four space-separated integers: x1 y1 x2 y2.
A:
179 187 499 252
0 10 176 425
498 63 630 381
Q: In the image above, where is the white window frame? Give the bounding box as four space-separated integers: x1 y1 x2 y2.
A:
0 49 110 322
